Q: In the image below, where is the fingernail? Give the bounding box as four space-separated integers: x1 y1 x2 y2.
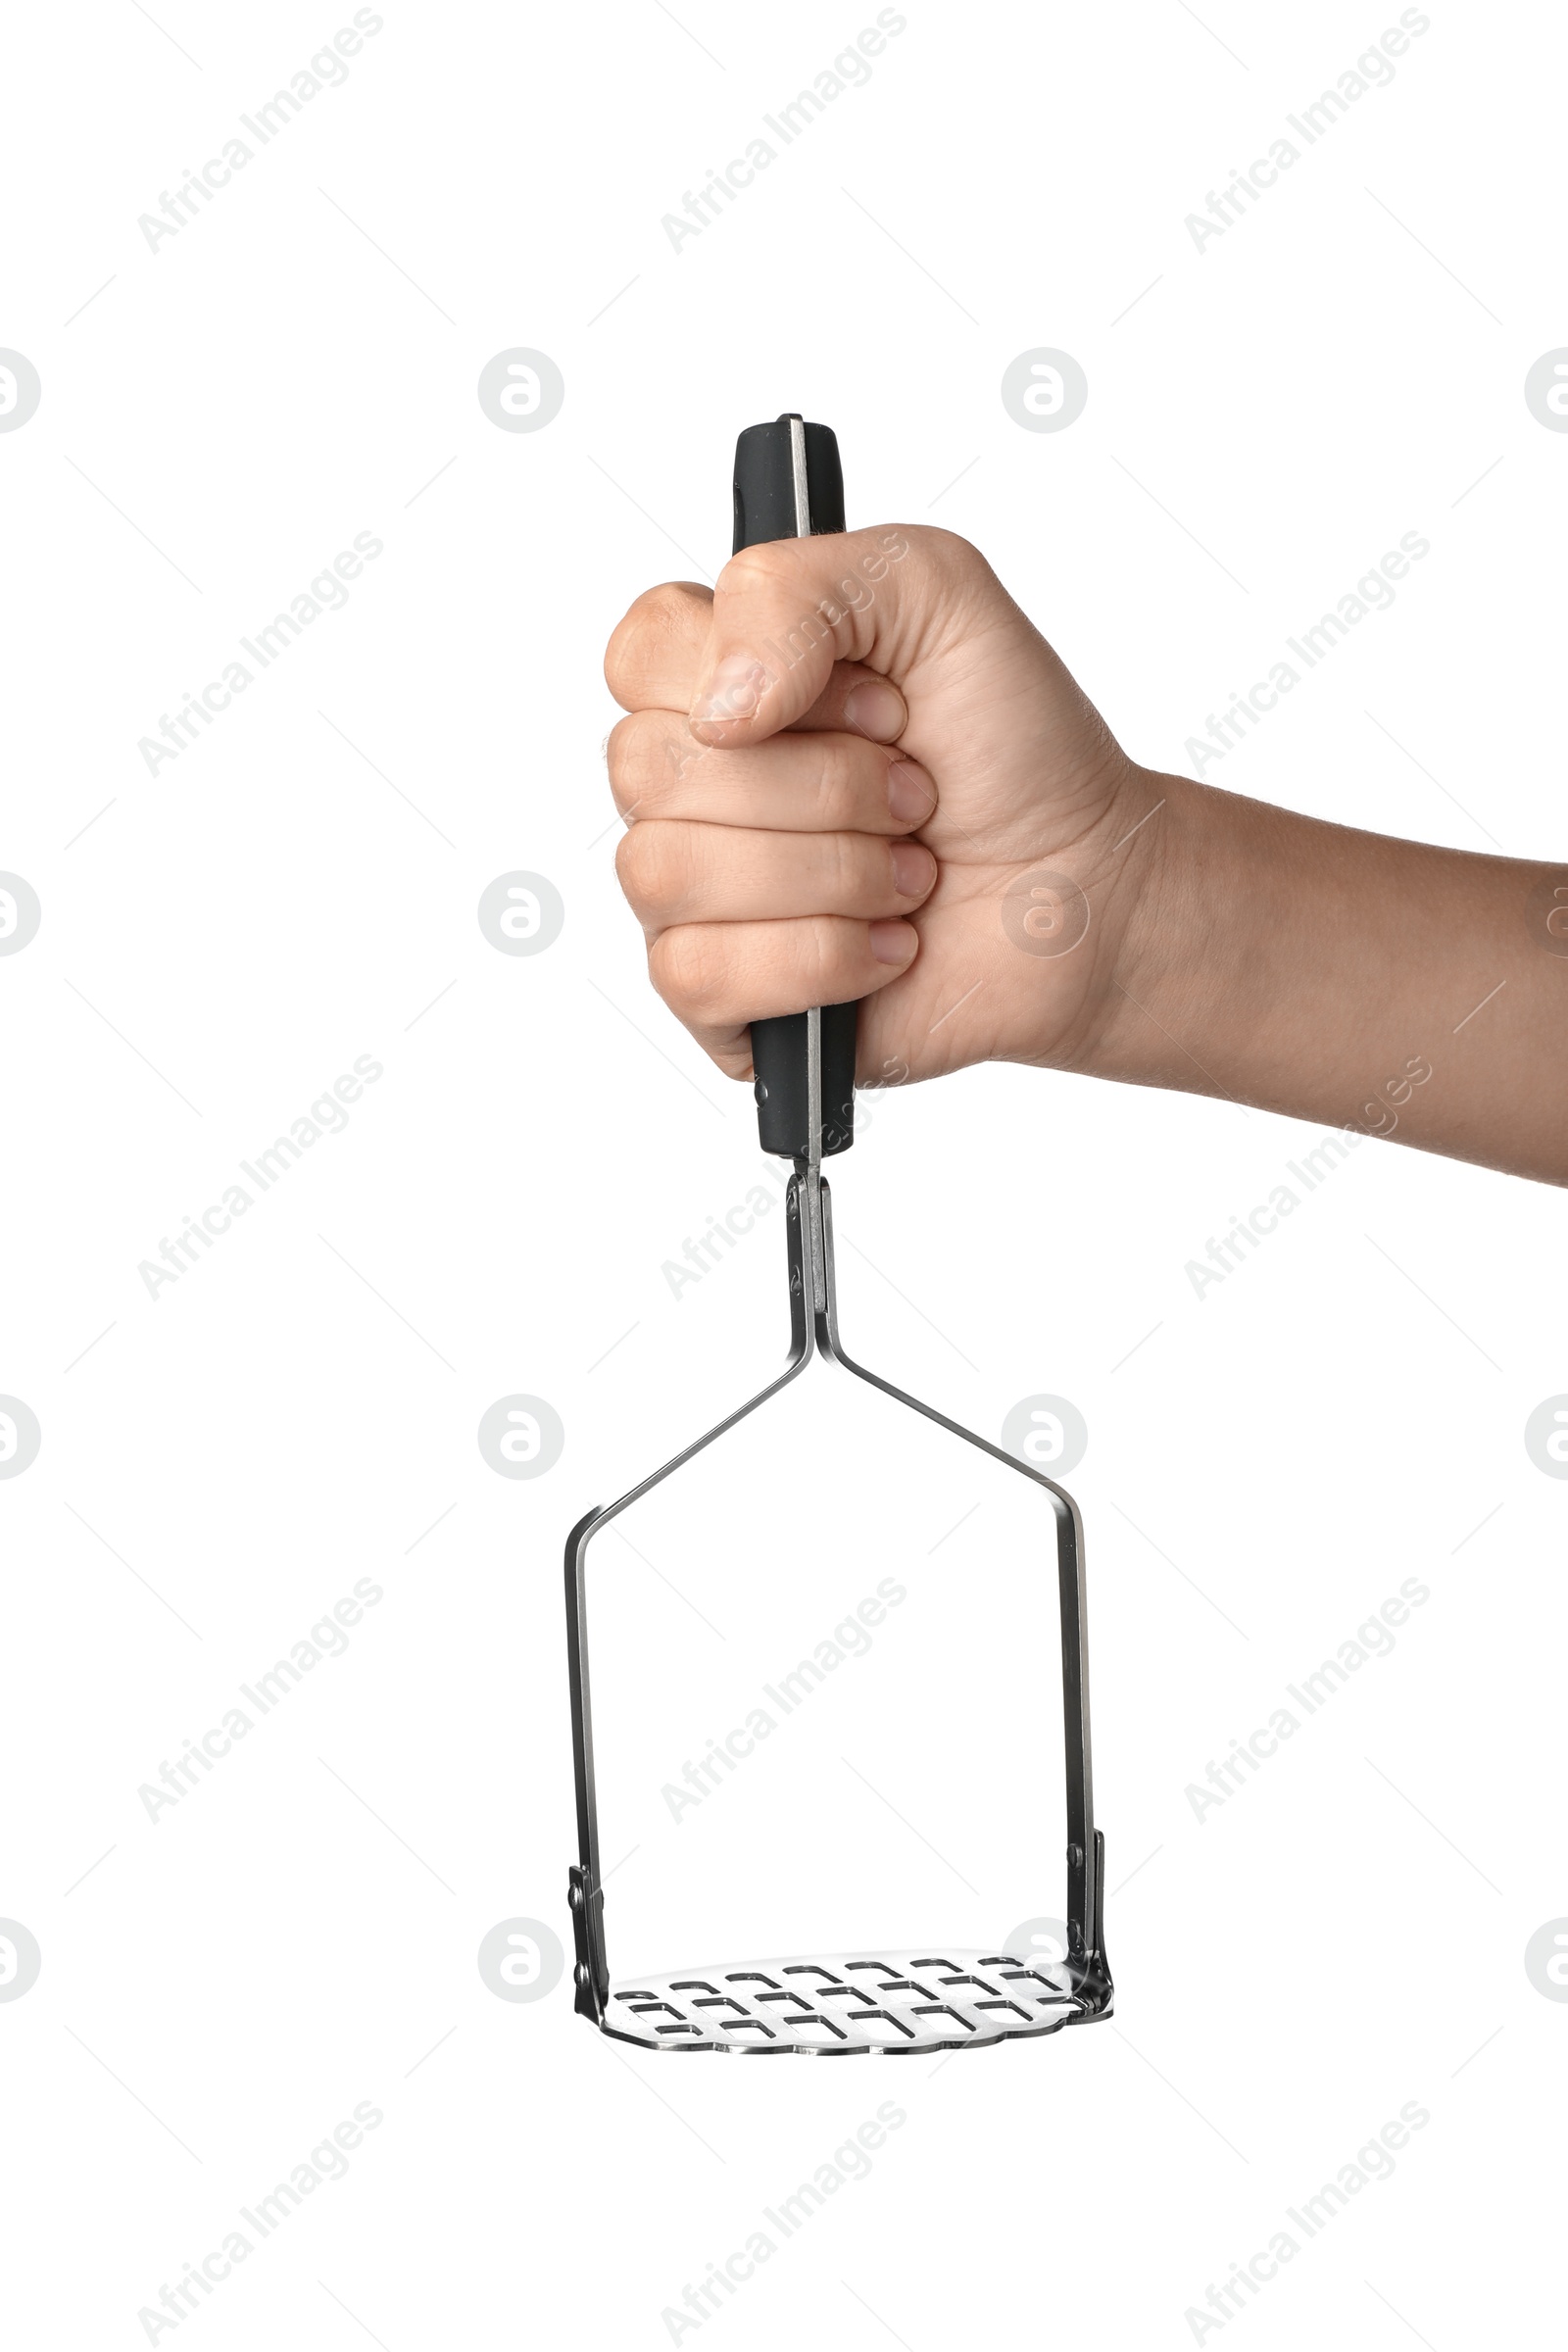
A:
890 840 935 898
691 656 766 725
844 679 906 740
886 759 936 823
869 917 918 964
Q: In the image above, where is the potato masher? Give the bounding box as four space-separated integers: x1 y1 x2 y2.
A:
564 416 1112 2056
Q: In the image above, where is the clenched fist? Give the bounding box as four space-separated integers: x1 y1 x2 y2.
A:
604 525 1161 1085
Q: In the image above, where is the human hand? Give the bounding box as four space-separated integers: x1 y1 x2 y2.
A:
604 526 1165 1084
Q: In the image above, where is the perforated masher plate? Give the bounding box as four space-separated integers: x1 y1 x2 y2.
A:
601 1947 1102 2055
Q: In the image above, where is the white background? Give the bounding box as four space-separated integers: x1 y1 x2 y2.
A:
3 0 1565 2344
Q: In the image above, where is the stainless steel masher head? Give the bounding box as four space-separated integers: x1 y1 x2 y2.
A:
564 415 1112 2056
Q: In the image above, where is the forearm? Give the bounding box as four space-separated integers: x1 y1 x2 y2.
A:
606 532 1567 1182
1091 771 1568 1185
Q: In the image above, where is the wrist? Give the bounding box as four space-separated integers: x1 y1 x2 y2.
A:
1059 764 1212 1088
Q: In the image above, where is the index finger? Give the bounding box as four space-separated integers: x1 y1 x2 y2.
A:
606 575 907 738
686 524 952 746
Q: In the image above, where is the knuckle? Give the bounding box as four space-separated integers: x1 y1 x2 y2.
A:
900 522 971 568
638 579 709 638
615 820 694 923
604 581 709 704
905 522 995 595
650 924 734 1022
717 544 800 600
606 711 666 810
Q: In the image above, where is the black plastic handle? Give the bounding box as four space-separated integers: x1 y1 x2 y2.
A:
732 415 858 1159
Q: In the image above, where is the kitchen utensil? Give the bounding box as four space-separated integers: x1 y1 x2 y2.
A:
564 415 1112 2055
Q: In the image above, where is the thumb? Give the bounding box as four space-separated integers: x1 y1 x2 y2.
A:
687 524 923 746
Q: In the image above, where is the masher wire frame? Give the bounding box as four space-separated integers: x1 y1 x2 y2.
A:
564 1018 1112 2054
